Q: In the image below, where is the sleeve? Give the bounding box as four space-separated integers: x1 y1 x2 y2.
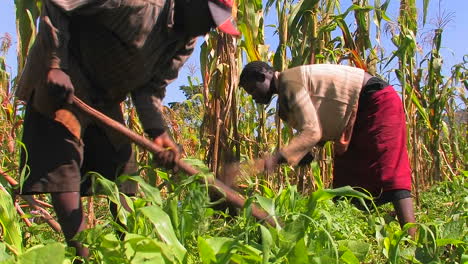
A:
40 0 71 70
131 38 198 138
41 0 114 70
279 86 323 166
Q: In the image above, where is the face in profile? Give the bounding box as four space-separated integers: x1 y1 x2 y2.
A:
242 71 274 104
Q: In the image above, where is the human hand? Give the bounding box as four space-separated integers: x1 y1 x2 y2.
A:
152 132 180 170
47 68 74 105
255 153 285 173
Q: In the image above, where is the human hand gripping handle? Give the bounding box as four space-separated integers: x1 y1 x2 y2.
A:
47 69 75 105
152 132 180 170
254 151 313 173
254 153 286 173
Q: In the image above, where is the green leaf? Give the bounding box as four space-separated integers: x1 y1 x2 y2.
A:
287 237 309 263
422 0 429 25
124 234 171 263
139 205 186 262
0 243 15 263
338 240 370 261
14 0 40 71
120 175 162 205
260 225 273 264
205 237 235 255
436 238 465 247
340 250 359 264
255 195 280 227
18 243 65 264
92 173 131 225
198 237 244 263
308 186 370 215
198 237 216 264
0 186 22 254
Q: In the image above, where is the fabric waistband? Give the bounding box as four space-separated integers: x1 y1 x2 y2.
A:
359 77 389 104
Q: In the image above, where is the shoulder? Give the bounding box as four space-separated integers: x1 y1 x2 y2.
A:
277 67 307 106
301 64 363 74
278 67 304 88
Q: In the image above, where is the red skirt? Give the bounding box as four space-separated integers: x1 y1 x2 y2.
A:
333 86 412 196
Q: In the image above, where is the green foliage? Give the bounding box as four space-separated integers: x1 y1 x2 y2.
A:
0 185 23 255
0 164 467 263
17 243 65 264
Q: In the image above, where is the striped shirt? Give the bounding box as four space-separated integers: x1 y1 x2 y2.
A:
17 0 197 138
277 64 365 166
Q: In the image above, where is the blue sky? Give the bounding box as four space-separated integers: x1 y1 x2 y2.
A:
1 0 467 104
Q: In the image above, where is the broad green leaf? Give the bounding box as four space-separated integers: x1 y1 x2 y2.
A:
120 175 162 205
255 195 280 227
260 225 273 264
18 243 65 264
0 243 15 263
139 205 186 262
124 234 171 263
0 186 22 253
436 238 465 247
287 237 309 263
198 237 252 263
340 250 359 264
198 237 216 264
204 237 235 254
92 173 130 224
338 240 370 261
308 186 370 215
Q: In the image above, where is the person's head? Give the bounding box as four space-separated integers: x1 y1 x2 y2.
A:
239 61 276 104
175 0 240 37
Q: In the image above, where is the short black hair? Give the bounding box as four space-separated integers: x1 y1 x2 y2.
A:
239 61 274 87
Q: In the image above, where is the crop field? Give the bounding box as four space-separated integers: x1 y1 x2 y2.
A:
0 0 467 263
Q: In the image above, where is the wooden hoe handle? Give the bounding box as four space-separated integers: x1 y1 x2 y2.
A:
72 96 278 227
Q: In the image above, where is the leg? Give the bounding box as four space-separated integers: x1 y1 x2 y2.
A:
392 197 416 237
51 192 89 258
377 190 416 237
20 105 88 256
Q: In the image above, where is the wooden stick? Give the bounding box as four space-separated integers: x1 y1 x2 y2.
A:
72 96 278 227
14 202 32 227
0 169 62 232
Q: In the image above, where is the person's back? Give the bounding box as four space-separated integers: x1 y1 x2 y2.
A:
277 64 365 158
67 1 195 102
18 0 196 106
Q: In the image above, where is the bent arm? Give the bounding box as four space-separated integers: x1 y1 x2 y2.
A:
41 0 71 70
280 86 322 166
131 38 197 138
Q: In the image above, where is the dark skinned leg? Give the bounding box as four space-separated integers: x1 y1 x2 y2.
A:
51 192 89 258
392 197 416 238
